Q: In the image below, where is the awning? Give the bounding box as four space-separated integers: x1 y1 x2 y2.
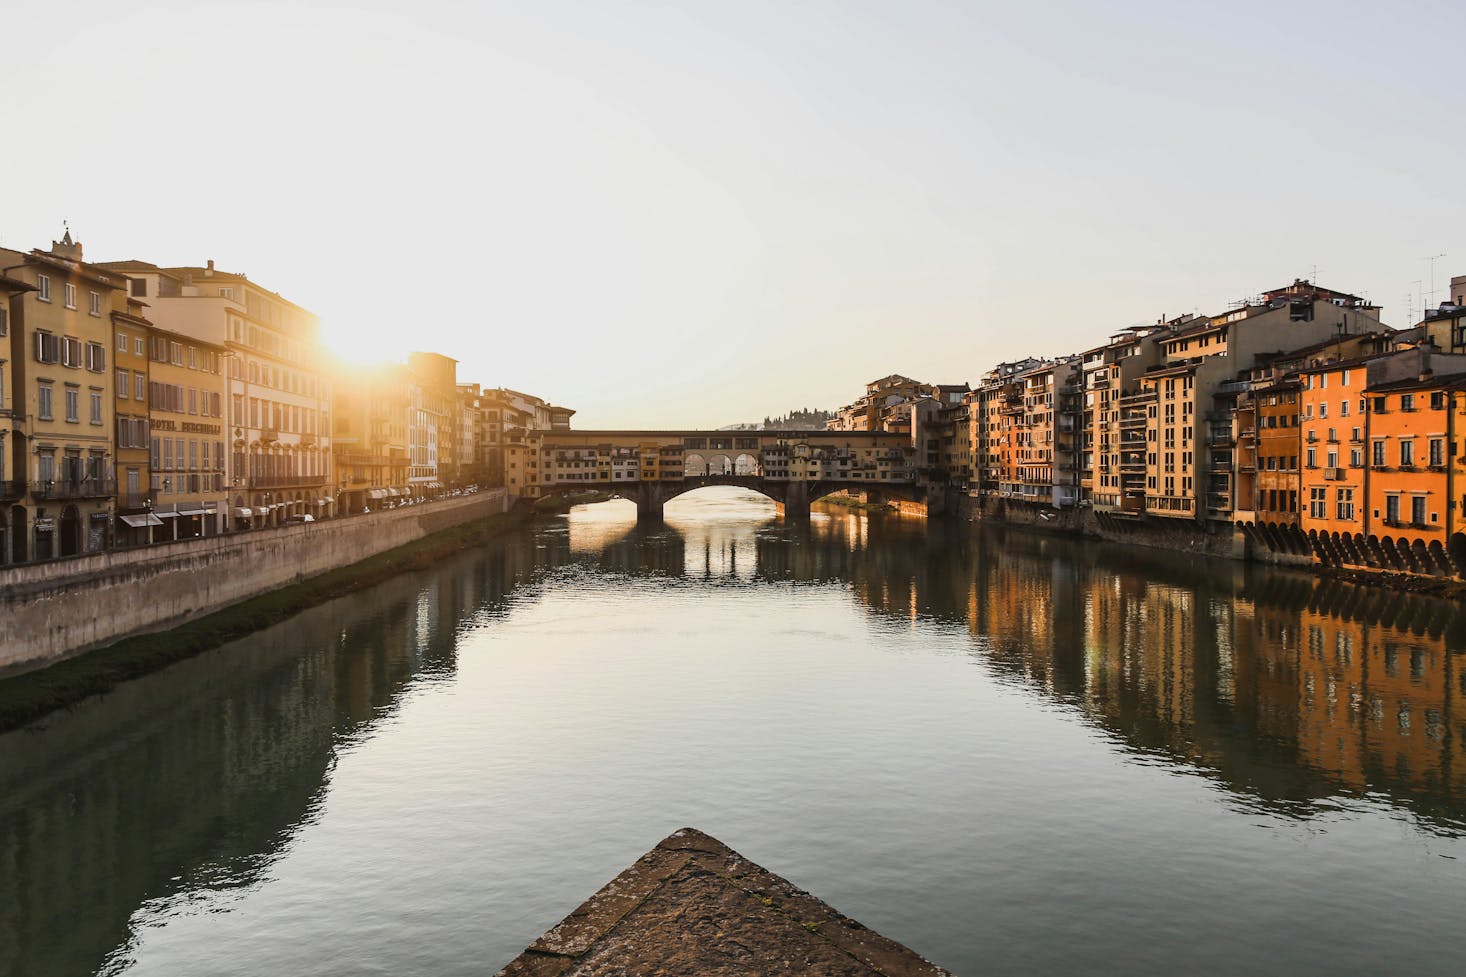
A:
233 507 253 518
367 489 388 500
321 496 335 504
387 488 402 498
176 503 205 515
121 513 164 528
155 510 181 519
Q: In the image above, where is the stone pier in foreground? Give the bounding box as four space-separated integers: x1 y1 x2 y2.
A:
495 828 950 976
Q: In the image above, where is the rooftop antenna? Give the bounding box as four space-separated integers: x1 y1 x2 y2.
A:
1425 253 1447 308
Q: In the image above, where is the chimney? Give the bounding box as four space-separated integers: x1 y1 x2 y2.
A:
204 259 214 277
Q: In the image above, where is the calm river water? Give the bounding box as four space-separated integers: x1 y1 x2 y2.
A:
2 488 1465 977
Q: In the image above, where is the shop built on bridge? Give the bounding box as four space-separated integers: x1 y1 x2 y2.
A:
504 430 946 519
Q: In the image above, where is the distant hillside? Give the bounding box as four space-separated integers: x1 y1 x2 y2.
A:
720 408 834 431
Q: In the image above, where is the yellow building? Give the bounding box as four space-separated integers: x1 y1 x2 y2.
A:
0 233 125 560
1 273 37 563
331 362 411 514
111 298 156 546
96 259 335 528
144 324 228 539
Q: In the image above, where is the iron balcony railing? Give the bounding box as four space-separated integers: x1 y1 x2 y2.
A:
247 474 329 489
31 478 116 500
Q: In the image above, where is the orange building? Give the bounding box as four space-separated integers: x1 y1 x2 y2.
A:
1298 359 1370 543
1299 346 1466 574
1363 373 1466 568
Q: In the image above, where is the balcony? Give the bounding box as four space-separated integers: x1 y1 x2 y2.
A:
248 474 328 489
261 428 279 442
1323 467 1346 481
0 479 25 502
32 478 116 500
1206 493 1233 512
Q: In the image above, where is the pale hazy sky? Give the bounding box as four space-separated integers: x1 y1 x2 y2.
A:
3 1 1462 428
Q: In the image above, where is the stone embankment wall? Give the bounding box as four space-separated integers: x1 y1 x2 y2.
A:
954 494 1246 560
0 491 506 675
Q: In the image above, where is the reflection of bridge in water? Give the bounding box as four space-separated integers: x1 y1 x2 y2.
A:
506 429 941 520
540 500 1466 832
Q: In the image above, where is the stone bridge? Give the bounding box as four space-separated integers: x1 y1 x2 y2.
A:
506 429 936 520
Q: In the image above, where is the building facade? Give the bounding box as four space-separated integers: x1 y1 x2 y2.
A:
96 260 334 527
1 234 124 561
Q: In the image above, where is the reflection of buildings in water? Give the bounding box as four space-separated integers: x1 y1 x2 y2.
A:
0 541 539 977
801 516 1466 830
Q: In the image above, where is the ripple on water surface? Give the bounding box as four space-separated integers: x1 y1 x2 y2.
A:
2 487 1464 977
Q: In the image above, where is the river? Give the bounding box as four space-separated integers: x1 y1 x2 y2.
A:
2 488 1463 976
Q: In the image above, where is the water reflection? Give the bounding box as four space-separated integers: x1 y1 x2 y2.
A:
548 495 1466 831
0 537 541 977
2 490 1464 977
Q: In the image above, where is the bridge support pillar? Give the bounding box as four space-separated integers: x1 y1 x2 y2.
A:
636 484 664 522
783 482 810 521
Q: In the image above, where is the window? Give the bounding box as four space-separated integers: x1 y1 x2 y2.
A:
1336 488 1354 521
1372 396 1386 413
90 390 102 424
64 283 76 309
1401 393 1415 412
1386 494 1401 525
62 336 83 368
1341 371 1350 387
151 437 161 468
38 382 53 419
169 341 183 366
37 274 51 302
134 337 144 357
220 287 234 299
1306 447 1317 468
134 373 145 401
33 331 60 363
1400 440 1415 468
1310 487 1327 519
1430 391 1447 410
1319 403 1328 419
89 291 101 316
1373 440 1386 467
117 332 127 351
1430 439 1445 467
65 387 79 423
130 278 146 297
116 369 129 397
1412 495 1427 527
1340 400 1350 417
85 342 105 372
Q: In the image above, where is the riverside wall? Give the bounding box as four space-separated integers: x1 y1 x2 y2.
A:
0 491 507 675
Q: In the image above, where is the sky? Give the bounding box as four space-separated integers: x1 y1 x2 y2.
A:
2 0 1462 428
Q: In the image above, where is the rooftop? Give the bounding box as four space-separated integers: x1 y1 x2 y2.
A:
495 828 949 977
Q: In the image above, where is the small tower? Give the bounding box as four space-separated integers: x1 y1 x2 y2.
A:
51 223 83 261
